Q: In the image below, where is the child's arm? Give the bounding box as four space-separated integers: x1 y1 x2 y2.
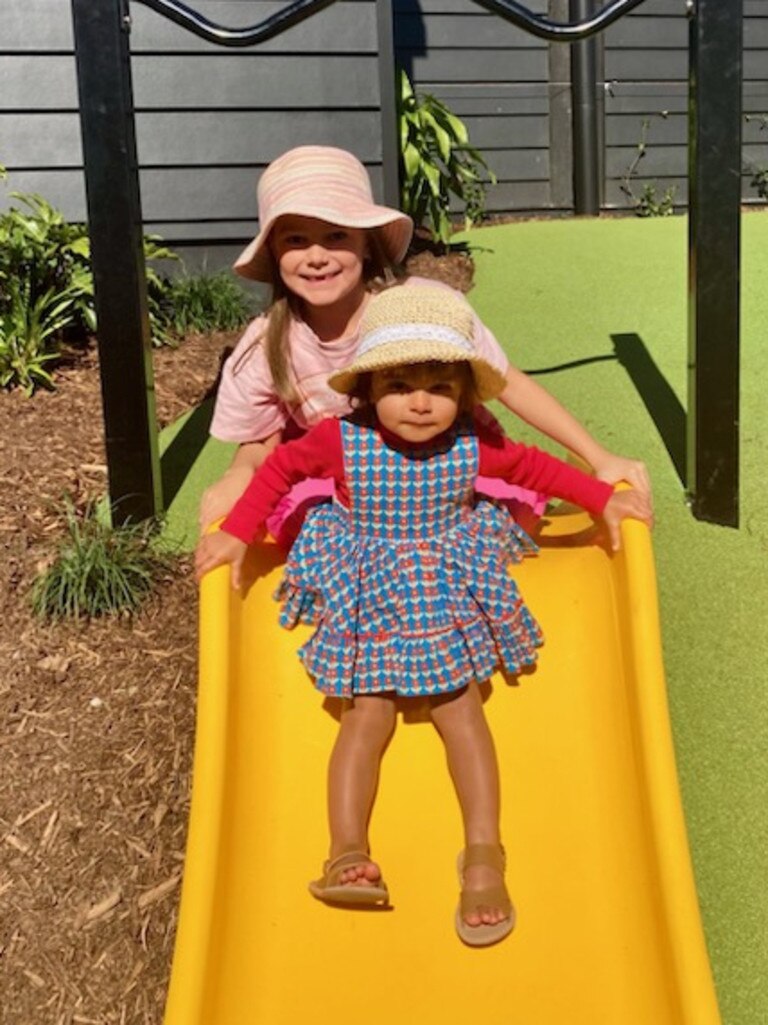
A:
199 433 281 531
476 423 653 547
497 366 652 500
194 419 344 586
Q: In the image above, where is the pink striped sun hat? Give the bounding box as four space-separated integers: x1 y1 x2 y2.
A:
234 146 414 282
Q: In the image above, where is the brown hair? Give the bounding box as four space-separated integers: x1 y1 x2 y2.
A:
348 361 479 416
233 228 406 405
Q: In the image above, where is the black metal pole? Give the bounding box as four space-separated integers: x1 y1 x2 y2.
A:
71 0 162 524
569 0 601 214
376 0 402 209
687 0 742 527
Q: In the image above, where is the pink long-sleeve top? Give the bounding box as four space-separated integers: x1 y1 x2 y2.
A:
222 415 614 546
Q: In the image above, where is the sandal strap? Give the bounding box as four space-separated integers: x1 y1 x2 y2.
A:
463 843 506 873
460 883 512 918
460 844 511 917
322 850 372 887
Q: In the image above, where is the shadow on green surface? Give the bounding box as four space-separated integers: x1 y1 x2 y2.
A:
522 336 687 487
161 397 215 508
611 332 687 487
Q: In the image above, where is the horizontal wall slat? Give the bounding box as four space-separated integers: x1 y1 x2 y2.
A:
606 146 687 177
407 49 547 83
1 110 385 168
131 55 380 107
0 57 78 109
606 113 686 146
461 115 549 150
0 54 382 110
395 13 548 49
2 0 377 52
604 16 689 48
604 51 688 81
393 0 549 14
130 1 378 54
2 0 74 50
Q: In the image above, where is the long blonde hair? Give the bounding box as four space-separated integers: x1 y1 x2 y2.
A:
234 228 406 404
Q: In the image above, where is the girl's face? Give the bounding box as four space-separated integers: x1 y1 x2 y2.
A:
270 215 367 313
370 362 467 444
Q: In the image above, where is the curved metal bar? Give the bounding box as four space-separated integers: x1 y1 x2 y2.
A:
471 0 649 41
132 0 338 47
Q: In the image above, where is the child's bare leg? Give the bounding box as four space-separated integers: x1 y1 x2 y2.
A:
429 682 508 927
327 693 397 885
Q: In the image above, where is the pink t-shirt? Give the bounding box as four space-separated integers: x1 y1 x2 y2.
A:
210 277 511 443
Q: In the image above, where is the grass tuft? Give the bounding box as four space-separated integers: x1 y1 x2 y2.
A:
30 499 176 620
162 270 253 337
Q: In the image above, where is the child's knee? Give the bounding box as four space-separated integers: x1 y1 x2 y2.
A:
345 694 397 744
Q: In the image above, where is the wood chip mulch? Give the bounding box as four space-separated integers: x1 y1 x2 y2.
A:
0 332 233 1025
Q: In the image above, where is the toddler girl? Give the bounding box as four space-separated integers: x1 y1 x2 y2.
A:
195 284 652 947
200 145 651 542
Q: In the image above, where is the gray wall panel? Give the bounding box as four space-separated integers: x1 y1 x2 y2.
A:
606 113 686 147
2 113 82 167
130 55 380 108
1 57 79 109
395 13 547 49
134 111 383 165
462 115 549 149
129 0 378 53
2 170 87 218
2 0 74 50
405 49 547 83
2 0 766 233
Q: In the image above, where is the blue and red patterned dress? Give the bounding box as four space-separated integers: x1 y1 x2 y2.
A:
275 415 543 698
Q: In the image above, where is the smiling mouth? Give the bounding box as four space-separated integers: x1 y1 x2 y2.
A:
301 271 341 283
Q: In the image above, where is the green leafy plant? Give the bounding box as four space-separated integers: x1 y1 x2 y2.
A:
30 498 175 621
620 114 677 217
160 268 252 337
0 278 81 393
0 176 182 391
397 68 496 246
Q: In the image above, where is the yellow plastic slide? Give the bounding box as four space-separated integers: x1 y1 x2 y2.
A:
164 509 721 1025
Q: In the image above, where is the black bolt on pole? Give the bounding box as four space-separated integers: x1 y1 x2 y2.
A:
687 0 742 527
71 0 162 524
569 0 601 213
376 0 402 209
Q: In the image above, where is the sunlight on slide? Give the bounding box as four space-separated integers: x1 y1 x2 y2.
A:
164 509 720 1025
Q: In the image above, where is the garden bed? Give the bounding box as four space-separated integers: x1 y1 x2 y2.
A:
0 332 229 1025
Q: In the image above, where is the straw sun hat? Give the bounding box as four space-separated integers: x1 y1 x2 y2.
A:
328 285 508 402
234 146 414 282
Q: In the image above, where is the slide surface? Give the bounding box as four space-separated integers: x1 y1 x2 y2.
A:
164 509 720 1025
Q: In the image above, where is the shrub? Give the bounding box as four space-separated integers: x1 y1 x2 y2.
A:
30 499 175 621
0 278 80 394
159 268 252 337
0 175 181 390
397 68 496 246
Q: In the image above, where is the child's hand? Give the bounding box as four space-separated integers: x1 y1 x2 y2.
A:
602 488 654 551
195 531 249 589
593 450 653 509
198 467 253 532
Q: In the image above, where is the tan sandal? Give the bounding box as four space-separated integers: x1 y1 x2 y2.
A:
455 843 516 946
308 849 389 907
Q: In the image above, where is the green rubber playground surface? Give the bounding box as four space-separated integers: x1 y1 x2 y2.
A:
159 211 768 1025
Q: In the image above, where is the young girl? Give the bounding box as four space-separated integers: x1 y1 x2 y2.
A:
200 144 651 542
195 285 652 947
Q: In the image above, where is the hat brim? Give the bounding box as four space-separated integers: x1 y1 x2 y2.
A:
328 340 507 403
233 203 413 282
